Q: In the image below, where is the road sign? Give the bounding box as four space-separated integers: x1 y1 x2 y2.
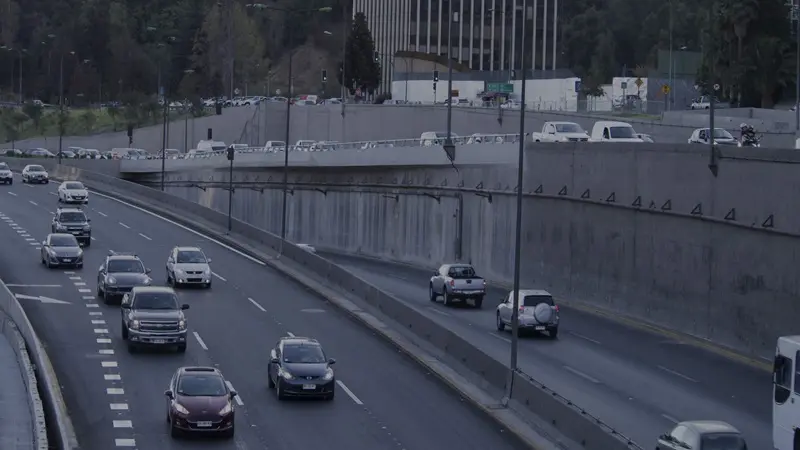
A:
662 84 670 95
621 81 628 90
234 88 240 95
635 78 643 88
15 293 70 304
487 82 513 93
713 83 720 91
574 80 581 93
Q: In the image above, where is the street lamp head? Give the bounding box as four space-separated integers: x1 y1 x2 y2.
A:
323 31 333 35
146 26 157 31
246 3 267 9
0 45 6 49
318 7 332 12
47 34 56 39
167 36 176 42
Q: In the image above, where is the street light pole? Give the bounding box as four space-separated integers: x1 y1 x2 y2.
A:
341 4 347 117
503 0 527 405
160 91 168 190
795 2 799 132
58 52 64 165
668 0 673 111
281 47 293 245
445 1 454 147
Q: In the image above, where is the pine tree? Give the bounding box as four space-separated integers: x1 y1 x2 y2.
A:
338 12 381 95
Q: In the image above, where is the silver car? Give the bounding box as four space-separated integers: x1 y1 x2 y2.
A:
429 264 486 308
166 246 212 288
657 421 745 450
496 289 559 338
40 233 83 269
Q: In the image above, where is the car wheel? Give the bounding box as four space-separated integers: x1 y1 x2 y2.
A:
325 391 335 401
127 342 137 353
166 270 172 285
223 427 235 438
442 291 450 306
170 422 180 438
549 327 559 339
496 313 505 331
474 296 483 309
276 380 286 400
268 369 275 388
429 285 437 302
102 288 110 305
177 343 186 353
121 324 128 339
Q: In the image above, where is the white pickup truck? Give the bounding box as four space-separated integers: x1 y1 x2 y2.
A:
530 122 590 142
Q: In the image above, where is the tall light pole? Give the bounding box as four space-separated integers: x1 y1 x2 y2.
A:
443 1 455 158
246 3 332 246
668 0 673 111
1 46 25 104
341 4 348 117
503 0 528 405
794 0 799 132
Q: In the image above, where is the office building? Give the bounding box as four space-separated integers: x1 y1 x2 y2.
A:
352 0 561 89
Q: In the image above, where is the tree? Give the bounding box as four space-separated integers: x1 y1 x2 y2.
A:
78 110 96 133
22 103 44 132
339 12 381 95
0 110 27 147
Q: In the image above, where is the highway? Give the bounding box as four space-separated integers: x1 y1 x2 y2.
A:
0 179 527 450
320 252 772 448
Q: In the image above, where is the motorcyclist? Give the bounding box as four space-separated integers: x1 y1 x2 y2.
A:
739 123 759 147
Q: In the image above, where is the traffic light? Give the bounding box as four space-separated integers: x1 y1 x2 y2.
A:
511 69 516 80
374 51 379 62
322 70 327 83
433 70 439 82
226 145 235 161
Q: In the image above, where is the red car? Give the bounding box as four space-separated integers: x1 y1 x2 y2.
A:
165 366 237 438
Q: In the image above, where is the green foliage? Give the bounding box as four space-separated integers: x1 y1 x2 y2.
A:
78 110 97 133
57 110 71 136
21 104 44 131
0 109 28 144
338 12 381 95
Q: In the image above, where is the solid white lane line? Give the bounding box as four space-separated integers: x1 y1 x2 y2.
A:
105 374 121 381
225 381 244 405
336 380 363 405
212 272 226 281
29 200 37 206
657 365 698 383
113 420 132 428
114 438 135 446
97 211 107 217
101 361 117 368
97 338 111 344
192 331 208 350
118 222 130 228
661 414 679 424
487 332 511 344
138 233 152 240
286 332 295 337
106 388 124 395
99 349 114 355
5 284 61 288
247 297 266 312
109 403 128 410
563 366 601 384
567 331 602 345
90 191 266 266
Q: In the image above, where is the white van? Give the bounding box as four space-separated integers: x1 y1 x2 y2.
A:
109 148 145 159
773 336 800 450
420 131 460 146
263 141 287 152
589 121 643 142
196 140 227 152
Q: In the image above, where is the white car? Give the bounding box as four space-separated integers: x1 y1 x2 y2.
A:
0 162 12 184
21 164 49 184
165 246 212 288
687 128 737 145
58 181 89 204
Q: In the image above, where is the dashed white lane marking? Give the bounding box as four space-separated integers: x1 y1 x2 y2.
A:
661 414 679 423
74 282 87 286
114 438 136 446
25 238 35 242
7 192 16 196
94 328 109 334
48 192 56 196
63 271 75 275
29 200 37 206
118 222 130 228
69 276 81 280
138 233 151 240
568 331 602 345
90 191 266 266
192 331 208 350
336 380 364 405
113 420 132 428
82 295 94 300
105 374 121 381
97 338 111 344
106 388 124 395
657 365 698 383
247 297 266 312
5 284 61 288
28 242 38 246
109 403 128 410
101 361 118 368
225 381 244 406
563 365 601 384
89 311 102 316
488 332 511 344
99 349 114 355
212 272 226 281
78 288 91 293
86 304 99 308
286 332 295 337
91 320 106 325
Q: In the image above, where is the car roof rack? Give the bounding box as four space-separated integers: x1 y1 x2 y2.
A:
108 250 137 257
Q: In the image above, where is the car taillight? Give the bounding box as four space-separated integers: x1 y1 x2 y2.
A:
519 307 525 314
482 280 487 286
449 279 455 287
554 305 559 312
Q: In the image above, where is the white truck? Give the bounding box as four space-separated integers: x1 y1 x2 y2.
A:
530 122 590 142
589 121 644 142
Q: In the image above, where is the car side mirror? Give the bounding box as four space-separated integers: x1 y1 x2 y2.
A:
167 257 173 263
145 268 152 274
87 219 91 222
229 391 237 398
121 303 131 309
41 241 46 246
181 304 190 310
270 357 279 363
165 390 174 398
328 358 336 365
207 258 212 263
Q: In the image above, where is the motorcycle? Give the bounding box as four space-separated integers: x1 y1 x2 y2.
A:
738 133 761 147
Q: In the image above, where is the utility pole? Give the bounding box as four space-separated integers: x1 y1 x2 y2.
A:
222 0 234 99
341 4 347 117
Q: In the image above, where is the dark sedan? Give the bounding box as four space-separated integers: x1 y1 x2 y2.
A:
166 366 236 438
268 337 336 400
40 233 83 268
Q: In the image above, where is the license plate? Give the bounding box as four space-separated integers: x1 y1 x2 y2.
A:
196 421 212 427
152 339 165 344
302 384 316 390
534 326 545 331
63 259 72 262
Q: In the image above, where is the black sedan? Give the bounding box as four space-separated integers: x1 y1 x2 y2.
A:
166 366 236 438
268 336 336 400
40 233 83 268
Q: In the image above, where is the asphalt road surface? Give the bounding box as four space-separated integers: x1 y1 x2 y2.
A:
319 252 771 449
0 178 527 450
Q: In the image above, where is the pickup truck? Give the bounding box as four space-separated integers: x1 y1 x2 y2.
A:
429 263 486 308
121 286 189 353
530 121 590 142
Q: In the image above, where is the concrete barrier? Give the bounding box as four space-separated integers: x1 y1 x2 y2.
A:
0 157 639 450
0 276 77 449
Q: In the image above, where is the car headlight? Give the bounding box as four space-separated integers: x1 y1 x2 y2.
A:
323 368 334 380
107 276 117 284
143 278 152 285
218 402 233 415
278 368 294 380
203 267 210 274
56 225 66 231
173 403 189 415
175 268 185 275
83 225 91 230
130 320 140 330
178 319 186 330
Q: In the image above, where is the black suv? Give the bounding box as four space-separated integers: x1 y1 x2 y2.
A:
51 207 91 246
121 286 189 353
97 251 153 304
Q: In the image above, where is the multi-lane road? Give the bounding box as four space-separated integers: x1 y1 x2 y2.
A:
0 180 527 450
320 252 772 448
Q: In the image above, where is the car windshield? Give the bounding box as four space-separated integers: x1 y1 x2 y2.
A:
555 123 583 133
177 375 227 397
283 344 327 363
132 292 178 310
50 235 78 247
107 260 145 273
609 126 636 138
700 433 747 450
28 165 44 171
711 129 734 139
64 182 84 189
448 265 476 278
0 163 7 170
522 295 555 307
177 250 207 264
59 212 86 222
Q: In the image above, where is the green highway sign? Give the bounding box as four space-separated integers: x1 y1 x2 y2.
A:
487 82 514 93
